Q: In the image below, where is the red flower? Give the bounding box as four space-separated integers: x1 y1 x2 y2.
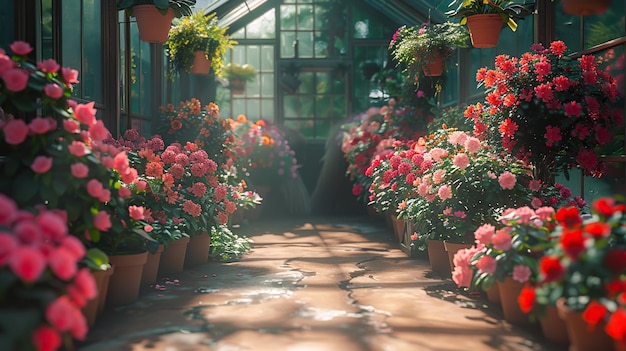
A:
604 249 626 274
32 325 62 351
539 256 565 282
584 222 611 238
555 206 582 228
593 197 617 218
582 300 608 328
517 286 536 313
606 308 626 342
352 184 363 196
559 228 586 259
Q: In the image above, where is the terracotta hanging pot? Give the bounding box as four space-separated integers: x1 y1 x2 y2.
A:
158 236 190 276
560 0 611 16
422 56 444 77
184 232 212 267
556 298 614 351
141 244 165 286
466 14 504 48
427 239 451 278
106 251 148 307
132 5 175 44
539 304 570 347
229 78 246 95
191 51 211 75
497 277 530 325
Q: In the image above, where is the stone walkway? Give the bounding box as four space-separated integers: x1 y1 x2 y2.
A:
82 217 561 351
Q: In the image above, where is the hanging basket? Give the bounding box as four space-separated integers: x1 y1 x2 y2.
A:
561 0 611 16
132 5 175 44
422 56 444 77
229 78 246 95
191 51 211 75
466 14 504 49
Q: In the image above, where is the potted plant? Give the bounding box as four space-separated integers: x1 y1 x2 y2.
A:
390 22 469 78
446 0 534 48
116 0 196 43
165 11 235 77
221 63 257 94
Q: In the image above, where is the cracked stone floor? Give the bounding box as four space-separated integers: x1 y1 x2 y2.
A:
81 216 562 351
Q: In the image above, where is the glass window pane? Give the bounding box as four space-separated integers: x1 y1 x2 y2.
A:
297 31 314 57
297 5 314 30
247 45 261 71
281 31 296 58
247 99 261 119
260 73 274 96
139 40 151 116
247 77 260 96
332 96 345 117
83 0 102 102
298 72 314 94
246 9 276 39
261 98 274 121
233 98 245 114
280 5 296 30
261 45 274 70
316 96 330 118
40 0 52 59
284 95 298 118
314 31 328 58
62 0 82 98
298 95 314 117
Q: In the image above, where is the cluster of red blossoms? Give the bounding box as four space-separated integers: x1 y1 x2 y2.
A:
518 197 626 345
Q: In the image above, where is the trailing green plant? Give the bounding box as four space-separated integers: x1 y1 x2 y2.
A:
165 11 236 78
221 63 257 82
116 0 195 18
209 225 252 262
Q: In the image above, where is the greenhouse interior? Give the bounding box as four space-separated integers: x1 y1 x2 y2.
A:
1 0 626 350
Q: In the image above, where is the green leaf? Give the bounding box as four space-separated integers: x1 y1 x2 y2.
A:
84 248 110 270
12 174 39 204
52 174 69 196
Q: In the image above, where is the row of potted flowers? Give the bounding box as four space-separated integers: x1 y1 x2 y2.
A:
0 41 282 350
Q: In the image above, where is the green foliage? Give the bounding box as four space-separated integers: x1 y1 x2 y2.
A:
427 105 474 134
116 0 196 18
221 63 257 82
165 11 236 78
446 0 534 31
209 225 252 262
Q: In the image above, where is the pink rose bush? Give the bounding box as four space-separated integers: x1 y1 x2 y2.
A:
464 40 623 180
0 41 150 255
0 194 97 351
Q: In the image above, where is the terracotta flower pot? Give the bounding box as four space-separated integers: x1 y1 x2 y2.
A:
96 265 114 315
158 236 190 276
191 51 211 75
132 5 175 44
539 304 570 346
556 298 614 351
106 251 148 307
486 284 501 305
229 78 246 94
497 277 530 325
184 232 211 267
141 244 165 286
422 55 444 77
82 267 113 327
444 241 473 272
560 0 611 16
391 214 405 242
466 14 504 48
427 239 451 278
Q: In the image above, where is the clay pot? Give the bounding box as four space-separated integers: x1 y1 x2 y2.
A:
485 284 501 305
497 277 530 325
106 252 148 307
422 55 443 77
556 298 614 351
82 267 113 326
132 5 175 43
229 78 246 94
560 0 611 16
184 232 211 267
158 236 190 276
427 239 451 278
96 265 114 315
466 14 504 48
391 214 405 242
444 241 473 272
539 304 570 346
191 51 211 75
141 244 165 286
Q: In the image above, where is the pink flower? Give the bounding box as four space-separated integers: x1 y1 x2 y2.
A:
46 296 77 332
32 325 62 351
28 117 52 134
437 185 452 200
453 153 469 169
61 67 79 85
86 179 104 198
10 246 46 282
535 206 555 221
128 205 145 220
14 220 42 244
448 131 468 146
93 211 111 231
60 236 85 260
0 194 18 226
464 137 481 153
512 264 532 283
73 101 97 126
63 118 80 133
30 156 53 174
544 125 562 147
136 180 147 191
48 247 78 281
2 68 29 92
0 234 18 265
453 210 466 218
182 200 201 217
217 211 229 225
10 41 33 55
213 184 228 201
3 119 29 145
44 83 64 99
498 171 517 190
70 163 89 178
529 179 541 192
67 141 87 157
492 230 512 251
89 120 109 142
474 224 495 245
97 189 110 203
531 197 543 209
432 169 446 184
67 268 97 307
118 186 131 198
476 255 497 274
37 58 60 73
